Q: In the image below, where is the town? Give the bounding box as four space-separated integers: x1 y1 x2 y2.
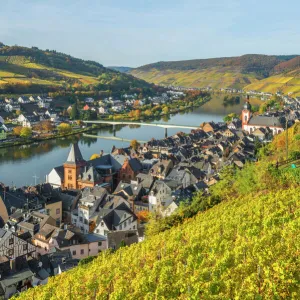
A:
0 89 206 146
0 92 299 298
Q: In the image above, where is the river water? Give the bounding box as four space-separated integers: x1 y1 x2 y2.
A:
0 95 256 187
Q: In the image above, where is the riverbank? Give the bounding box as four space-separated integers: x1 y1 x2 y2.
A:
0 95 211 149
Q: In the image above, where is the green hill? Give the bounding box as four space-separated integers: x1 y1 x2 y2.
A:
15 124 300 299
131 54 300 91
0 43 152 95
107 66 133 73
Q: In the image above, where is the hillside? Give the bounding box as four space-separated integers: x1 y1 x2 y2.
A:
107 66 133 73
15 125 300 299
131 54 300 91
245 67 300 96
0 43 152 95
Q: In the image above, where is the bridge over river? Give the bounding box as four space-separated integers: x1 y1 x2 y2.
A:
83 120 199 138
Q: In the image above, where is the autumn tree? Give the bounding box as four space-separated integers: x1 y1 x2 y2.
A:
41 120 54 132
13 126 22 136
130 139 140 151
20 127 32 138
90 153 100 160
58 123 72 134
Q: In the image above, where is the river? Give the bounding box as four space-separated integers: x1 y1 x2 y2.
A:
0 95 259 187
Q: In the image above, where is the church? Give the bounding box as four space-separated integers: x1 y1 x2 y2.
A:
242 101 284 135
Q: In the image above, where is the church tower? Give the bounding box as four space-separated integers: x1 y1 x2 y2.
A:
63 143 86 189
242 100 251 130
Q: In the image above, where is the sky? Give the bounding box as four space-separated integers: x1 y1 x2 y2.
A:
0 0 299 67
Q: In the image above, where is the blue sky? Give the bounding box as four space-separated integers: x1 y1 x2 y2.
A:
0 0 299 67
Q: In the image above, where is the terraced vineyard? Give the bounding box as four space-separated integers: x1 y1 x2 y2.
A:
245 69 300 96
14 125 300 299
131 54 300 94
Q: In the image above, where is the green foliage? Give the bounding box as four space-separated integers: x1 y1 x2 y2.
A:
78 256 97 266
70 102 79 120
20 127 32 138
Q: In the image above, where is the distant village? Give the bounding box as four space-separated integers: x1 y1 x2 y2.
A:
0 90 299 298
0 90 186 142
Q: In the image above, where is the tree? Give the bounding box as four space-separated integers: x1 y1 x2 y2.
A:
13 126 22 136
70 102 79 120
41 120 54 132
58 123 72 134
130 139 140 150
136 210 150 223
162 107 169 114
20 127 32 138
90 154 100 160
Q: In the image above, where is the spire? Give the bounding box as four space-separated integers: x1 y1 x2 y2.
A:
66 143 85 164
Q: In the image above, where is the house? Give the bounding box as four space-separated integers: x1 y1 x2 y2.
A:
83 104 90 111
202 122 219 133
148 180 173 212
0 229 36 298
150 159 174 179
49 228 107 259
98 106 108 114
107 230 139 250
118 158 143 183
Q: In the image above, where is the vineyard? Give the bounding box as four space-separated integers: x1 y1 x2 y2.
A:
14 126 300 299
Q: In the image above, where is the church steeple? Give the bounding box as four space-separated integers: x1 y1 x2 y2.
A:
242 97 251 130
63 143 86 189
66 142 84 164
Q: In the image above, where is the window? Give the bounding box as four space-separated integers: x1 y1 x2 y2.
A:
56 208 60 215
124 221 127 228
68 176 72 180
98 241 102 246
133 225 136 229
84 219 88 225
68 170 72 174
79 217 83 222
101 221 104 227
80 227 84 232
72 250 76 256
8 249 14 256
9 237 14 245
80 249 84 255
119 224 122 230
23 244 28 251
96 229 99 233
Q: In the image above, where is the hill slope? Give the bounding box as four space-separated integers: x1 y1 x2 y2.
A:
131 54 299 90
107 66 133 73
15 125 300 299
0 43 151 95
